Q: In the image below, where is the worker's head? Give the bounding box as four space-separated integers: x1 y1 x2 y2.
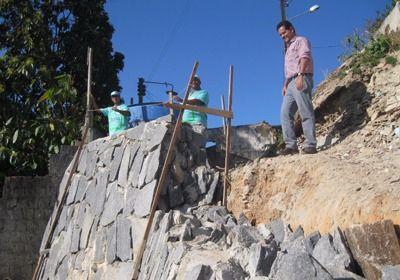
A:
277 20 296 44
110 91 121 105
191 75 201 90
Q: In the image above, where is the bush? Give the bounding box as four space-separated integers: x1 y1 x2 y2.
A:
385 55 398 66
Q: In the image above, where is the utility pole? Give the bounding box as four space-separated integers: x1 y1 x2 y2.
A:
279 0 287 21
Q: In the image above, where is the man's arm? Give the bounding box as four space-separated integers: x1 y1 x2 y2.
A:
172 96 205 106
295 57 310 91
112 106 131 117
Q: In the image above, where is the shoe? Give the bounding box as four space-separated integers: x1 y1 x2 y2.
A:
303 147 317 154
279 147 299 155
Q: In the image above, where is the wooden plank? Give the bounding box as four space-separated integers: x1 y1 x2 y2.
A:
223 65 233 207
221 95 227 136
163 102 233 119
132 61 199 280
32 124 90 280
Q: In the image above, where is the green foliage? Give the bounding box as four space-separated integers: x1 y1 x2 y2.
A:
0 0 124 176
385 55 398 66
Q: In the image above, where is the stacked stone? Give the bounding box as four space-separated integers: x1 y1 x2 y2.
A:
135 205 354 280
38 119 220 279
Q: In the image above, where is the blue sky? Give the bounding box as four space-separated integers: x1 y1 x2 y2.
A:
105 0 392 128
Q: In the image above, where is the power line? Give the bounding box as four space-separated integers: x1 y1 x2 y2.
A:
148 0 191 81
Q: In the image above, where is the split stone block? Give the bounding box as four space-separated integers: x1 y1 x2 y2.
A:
344 220 400 280
100 182 124 226
116 215 133 261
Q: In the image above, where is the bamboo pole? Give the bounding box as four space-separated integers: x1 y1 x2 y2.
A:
223 65 233 207
32 125 90 280
131 61 199 280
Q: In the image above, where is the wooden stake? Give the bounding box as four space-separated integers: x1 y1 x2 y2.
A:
221 95 227 136
32 124 90 280
131 61 199 280
85 47 93 142
223 65 233 207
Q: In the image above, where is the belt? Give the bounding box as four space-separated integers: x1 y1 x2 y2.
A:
288 73 313 82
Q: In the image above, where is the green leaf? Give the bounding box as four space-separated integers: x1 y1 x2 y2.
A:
5 117 13 126
35 126 40 136
49 123 55 131
54 145 59 154
61 136 66 144
12 130 19 144
30 161 37 170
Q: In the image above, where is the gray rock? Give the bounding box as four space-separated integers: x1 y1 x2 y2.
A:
234 225 261 247
312 232 354 274
102 146 115 167
85 150 98 178
116 215 133 261
86 169 109 216
172 156 185 184
207 206 228 224
117 146 131 187
203 171 220 205
93 228 106 263
75 176 89 203
168 184 184 208
270 238 333 280
128 141 141 167
126 122 145 140
77 148 88 174
124 186 138 216
145 146 161 185
248 242 278 277
195 166 208 194
184 264 212 280
138 151 154 189
106 222 117 264
266 219 292 243
213 259 247 280
66 174 79 205
305 231 321 254
143 122 169 152
128 148 145 188
289 225 304 242
382 265 400 280
55 255 69 280
183 183 199 204
70 225 81 253
134 180 157 218
109 145 125 182
80 207 95 250
100 182 124 226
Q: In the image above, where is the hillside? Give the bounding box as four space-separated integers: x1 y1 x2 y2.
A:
228 50 400 235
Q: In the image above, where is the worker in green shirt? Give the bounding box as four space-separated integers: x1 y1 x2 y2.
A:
173 75 209 128
95 91 131 136
173 75 209 147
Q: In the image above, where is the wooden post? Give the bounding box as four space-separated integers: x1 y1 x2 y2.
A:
131 61 199 280
221 95 227 136
168 91 174 117
223 66 233 207
32 124 90 280
85 47 93 142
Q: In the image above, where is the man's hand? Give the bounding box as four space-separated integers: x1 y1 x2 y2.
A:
282 86 287 96
296 76 304 91
173 96 183 103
